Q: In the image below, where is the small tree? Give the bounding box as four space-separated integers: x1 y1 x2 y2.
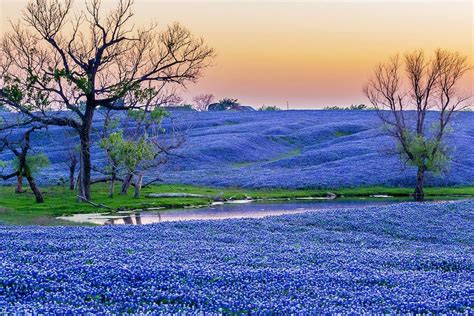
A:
111 107 184 198
349 104 368 110
95 109 121 197
99 119 125 197
57 130 80 191
65 146 79 191
207 98 240 111
0 126 49 203
219 98 240 108
364 49 471 201
259 105 280 111
192 93 214 111
115 132 155 198
97 84 184 197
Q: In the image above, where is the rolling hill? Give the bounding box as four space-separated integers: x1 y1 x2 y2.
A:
1 110 473 189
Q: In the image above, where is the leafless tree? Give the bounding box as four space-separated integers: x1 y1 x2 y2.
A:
193 93 215 111
0 0 214 201
364 49 471 201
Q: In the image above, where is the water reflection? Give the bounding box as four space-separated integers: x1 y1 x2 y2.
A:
105 213 155 225
61 198 421 226
59 197 467 226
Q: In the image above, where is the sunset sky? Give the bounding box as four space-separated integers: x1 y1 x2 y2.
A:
1 0 472 109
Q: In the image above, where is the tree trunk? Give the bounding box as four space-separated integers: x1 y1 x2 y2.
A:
414 168 425 202
26 175 44 203
15 174 24 193
134 173 143 198
74 173 80 190
109 168 116 198
120 173 133 195
77 105 94 202
78 134 91 201
69 156 77 191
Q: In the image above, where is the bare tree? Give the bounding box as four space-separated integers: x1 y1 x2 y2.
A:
0 0 214 201
193 93 214 111
364 49 471 201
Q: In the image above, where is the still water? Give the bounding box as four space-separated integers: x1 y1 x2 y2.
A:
58 197 448 226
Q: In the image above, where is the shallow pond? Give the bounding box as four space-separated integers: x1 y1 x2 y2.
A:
58 196 465 225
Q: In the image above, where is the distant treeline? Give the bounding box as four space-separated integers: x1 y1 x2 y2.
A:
323 104 374 111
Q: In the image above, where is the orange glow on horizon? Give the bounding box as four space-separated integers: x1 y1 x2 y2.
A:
1 0 472 108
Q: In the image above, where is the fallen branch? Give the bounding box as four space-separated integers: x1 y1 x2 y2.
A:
77 196 113 210
142 178 164 188
91 177 137 188
90 176 163 188
90 177 122 185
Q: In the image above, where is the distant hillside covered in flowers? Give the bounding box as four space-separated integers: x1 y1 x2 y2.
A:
1 110 473 188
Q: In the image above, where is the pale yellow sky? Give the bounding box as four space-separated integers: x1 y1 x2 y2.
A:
1 0 472 108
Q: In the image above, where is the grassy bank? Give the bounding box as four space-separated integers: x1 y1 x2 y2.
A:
0 183 473 225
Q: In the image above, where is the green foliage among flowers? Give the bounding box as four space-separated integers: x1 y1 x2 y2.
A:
12 153 50 178
101 131 155 174
400 131 449 175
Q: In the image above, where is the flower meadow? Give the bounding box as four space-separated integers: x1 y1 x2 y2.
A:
1 200 472 314
1 110 474 189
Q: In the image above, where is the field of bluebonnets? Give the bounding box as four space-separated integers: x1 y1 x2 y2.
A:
1 110 474 188
1 200 472 313
1 110 473 313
